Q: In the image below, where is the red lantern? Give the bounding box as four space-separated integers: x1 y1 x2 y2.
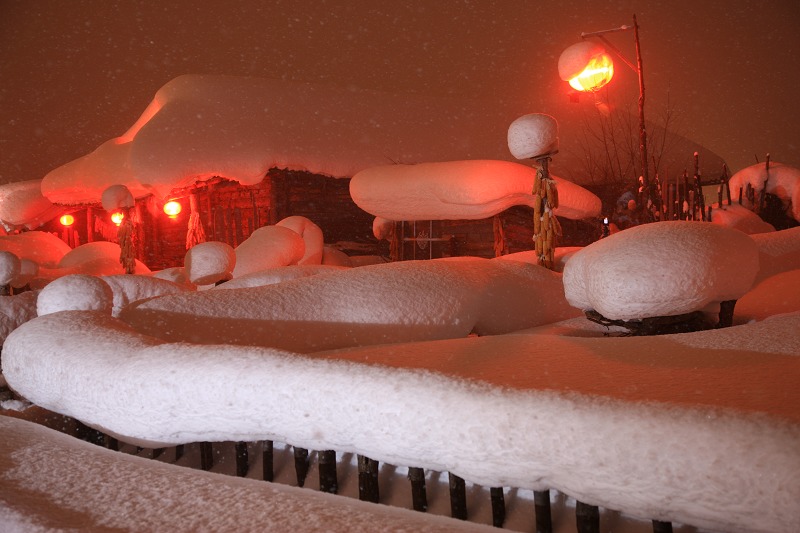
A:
163 200 182 219
59 214 75 227
111 211 124 226
558 41 615 92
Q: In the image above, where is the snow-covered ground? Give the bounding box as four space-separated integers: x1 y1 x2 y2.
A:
1 216 799 533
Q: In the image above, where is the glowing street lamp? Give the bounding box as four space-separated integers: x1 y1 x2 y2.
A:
558 41 615 92
59 214 75 227
163 200 182 219
559 15 654 219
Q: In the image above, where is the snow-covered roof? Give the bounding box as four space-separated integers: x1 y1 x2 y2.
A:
350 160 601 221
41 75 525 205
0 179 61 231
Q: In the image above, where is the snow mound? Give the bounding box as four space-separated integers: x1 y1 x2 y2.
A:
735 269 800 323
750 225 800 283
215 264 349 290
0 251 21 286
11 259 39 289
102 275 191 317
36 274 113 316
232 225 305 278
100 184 135 211
120 258 580 352
563 221 759 320
3 310 799 533
0 291 38 346
350 160 601 221
0 231 72 268
276 216 324 265
321 246 353 267
0 416 494 533
728 161 800 222
0 179 61 231
709 202 775 234
184 242 236 285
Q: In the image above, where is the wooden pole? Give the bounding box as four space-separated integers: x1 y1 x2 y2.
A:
357 455 380 503
293 447 309 487
490 486 506 527
534 490 553 533
318 450 338 494
448 472 467 520
235 441 249 477
200 442 213 471
633 14 650 210
407 467 428 511
576 501 600 533
262 440 273 482
653 520 673 533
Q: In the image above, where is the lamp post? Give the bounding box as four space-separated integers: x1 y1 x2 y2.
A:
559 14 654 220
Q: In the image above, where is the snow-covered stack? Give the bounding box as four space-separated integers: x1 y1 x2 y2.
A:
563 221 759 320
728 161 800 223
184 242 236 286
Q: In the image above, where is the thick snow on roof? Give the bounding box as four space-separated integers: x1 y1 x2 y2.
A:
0 231 71 268
41 75 525 205
119 258 580 352
728 161 800 221
0 416 492 533
0 180 62 231
3 309 798 533
350 160 601 221
563 221 759 320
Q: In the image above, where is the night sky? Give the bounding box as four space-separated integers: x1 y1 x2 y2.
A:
1 0 798 186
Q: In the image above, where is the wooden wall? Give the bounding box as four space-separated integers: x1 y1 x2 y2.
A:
38 169 600 271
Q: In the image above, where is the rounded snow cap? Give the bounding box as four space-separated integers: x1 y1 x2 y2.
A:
101 184 135 212
507 113 559 160
184 241 236 285
0 251 21 286
36 274 113 316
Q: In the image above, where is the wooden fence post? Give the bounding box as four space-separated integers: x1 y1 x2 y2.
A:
235 442 249 477
200 442 213 471
448 472 467 520
576 501 600 533
294 447 309 487
262 440 273 482
534 490 552 533
407 467 428 511
318 450 338 494
357 455 380 503
490 486 506 527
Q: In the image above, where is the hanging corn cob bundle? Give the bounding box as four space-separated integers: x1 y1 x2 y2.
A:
507 112 561 270
492 214 507 257
532 160 560 270
118 206 136 274
186 193 207 250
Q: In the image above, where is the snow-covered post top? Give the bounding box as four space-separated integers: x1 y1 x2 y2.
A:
508 114 560 269
101 185 137 275
0 250 21 296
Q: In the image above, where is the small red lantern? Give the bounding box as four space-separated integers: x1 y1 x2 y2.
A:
111 211 124 226
59 214 75 227
163 200 182 219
